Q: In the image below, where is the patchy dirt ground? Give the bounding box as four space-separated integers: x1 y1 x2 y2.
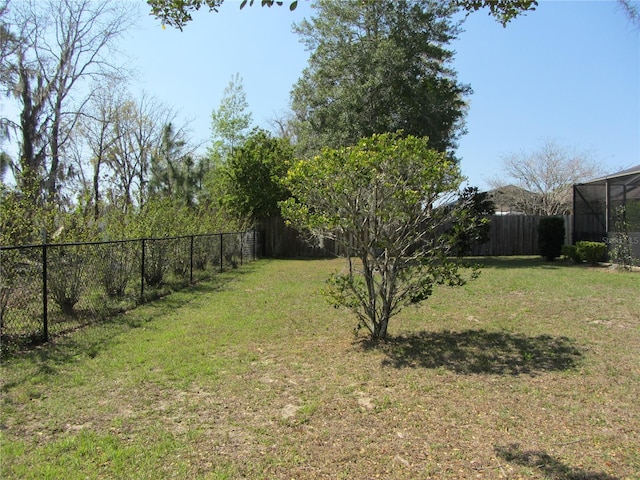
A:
2 258 639 479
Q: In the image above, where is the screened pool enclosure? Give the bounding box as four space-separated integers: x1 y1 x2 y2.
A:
573 165 640 259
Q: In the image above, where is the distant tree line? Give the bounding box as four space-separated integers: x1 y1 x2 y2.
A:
0 0 242 249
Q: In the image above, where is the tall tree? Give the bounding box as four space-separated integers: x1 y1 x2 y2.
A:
106 93 177 210
0 150 10 184
75 80 126 219
149 122 202 206
8 0 134 203
208 73 253 164
290 0 470 157
0 1 18 141
104 98 139 211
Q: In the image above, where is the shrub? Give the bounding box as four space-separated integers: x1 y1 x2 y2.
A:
0 250 20 332
49 248 85 314
192 239 210 270
538 217 565 261
100 244 135 297
170 239 190 278
576 241 607 266
222 234 240 269
0 282 10 334
144 239 169 287
610 206 637 270
561 244 582 263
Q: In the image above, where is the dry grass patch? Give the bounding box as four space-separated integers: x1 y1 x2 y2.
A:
1 257 638 479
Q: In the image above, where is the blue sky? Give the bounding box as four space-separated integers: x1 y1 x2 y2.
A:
125 1 638 190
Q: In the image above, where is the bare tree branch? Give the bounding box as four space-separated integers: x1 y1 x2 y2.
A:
9 0 137 202
489 139 602 215
618 0 640 30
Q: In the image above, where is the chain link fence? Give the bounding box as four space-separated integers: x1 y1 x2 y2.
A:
0 231 259 353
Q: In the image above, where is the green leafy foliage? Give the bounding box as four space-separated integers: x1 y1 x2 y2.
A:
454 0 537 26
147 0 296 29
0 184 54 247
290 0 470 157
609 206 639 270
451 186 495 255
537 217 565 261
147 0 537 30
222 129 293 223
208 73 253 163
561 244 581 263
48 247 85 314
281 132 481 340
147 0 224 30
576 241 607 266
133 198 189 286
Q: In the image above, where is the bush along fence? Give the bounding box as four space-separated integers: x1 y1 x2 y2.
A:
0 231 259 351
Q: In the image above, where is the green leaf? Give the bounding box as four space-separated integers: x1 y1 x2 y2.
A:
290 0 470 156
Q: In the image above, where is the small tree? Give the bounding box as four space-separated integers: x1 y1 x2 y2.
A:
281 132 481 341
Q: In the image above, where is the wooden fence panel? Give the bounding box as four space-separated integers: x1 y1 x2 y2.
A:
470 215 571 256
258 215 573 258
257 216 335 258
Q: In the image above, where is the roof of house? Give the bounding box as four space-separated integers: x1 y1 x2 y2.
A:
577 165 640 186
485 185 539 214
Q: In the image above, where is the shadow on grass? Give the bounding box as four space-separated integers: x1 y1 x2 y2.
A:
495 444 619 480
362 329 582 375
469 256 569 270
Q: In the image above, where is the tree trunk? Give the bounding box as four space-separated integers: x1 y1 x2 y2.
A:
18 61 45 197
373 318 389 340
47 106 61 202
93 157 101 220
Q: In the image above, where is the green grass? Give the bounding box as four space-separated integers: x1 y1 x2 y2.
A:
1 257 639 479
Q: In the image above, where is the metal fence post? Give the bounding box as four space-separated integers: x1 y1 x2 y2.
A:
140 238 146 301
42 243 48 342
219 233 224 273
253 229 257 260
190 235 194 284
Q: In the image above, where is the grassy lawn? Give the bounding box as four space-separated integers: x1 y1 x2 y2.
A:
1 257 639 479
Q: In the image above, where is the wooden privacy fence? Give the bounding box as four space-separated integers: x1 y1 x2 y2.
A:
258 215 573 258
257 216 333 258
468 215 572 256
